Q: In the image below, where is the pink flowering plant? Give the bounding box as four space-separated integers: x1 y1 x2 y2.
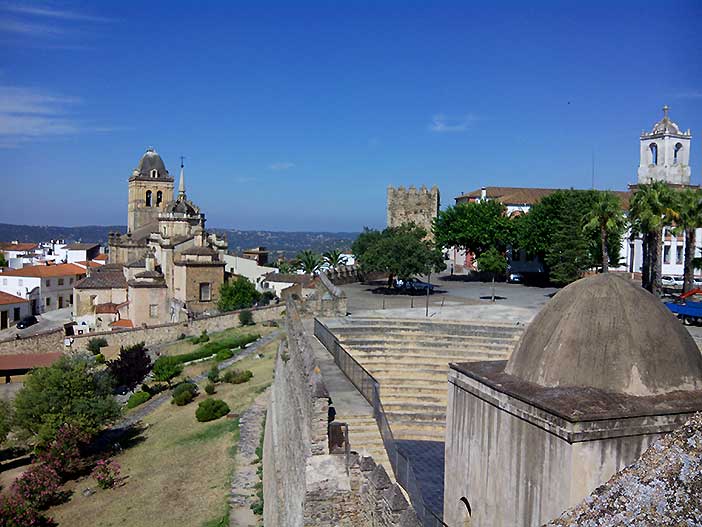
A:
37 424 90 478
91 459 121 489
10 462 62 510
0 492 56 527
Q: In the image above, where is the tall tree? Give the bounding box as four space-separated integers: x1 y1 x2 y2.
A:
629 181 677 297
14 355 120 443
218 276 261 311
583 191 627 273
295 250 323 274
106 342 152 391
673 188 702 294
433 200 513 256
477 248 508 302
354 224 444 281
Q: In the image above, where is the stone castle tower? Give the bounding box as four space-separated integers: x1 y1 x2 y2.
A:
128 147 175 233
637 106 691 185
386 185 440 235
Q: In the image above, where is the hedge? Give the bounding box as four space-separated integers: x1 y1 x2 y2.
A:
126 391 151 409
153 333 261 372
195 399 230 422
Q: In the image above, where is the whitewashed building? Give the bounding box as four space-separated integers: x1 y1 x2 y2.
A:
0 263 86 314
0 291 30 329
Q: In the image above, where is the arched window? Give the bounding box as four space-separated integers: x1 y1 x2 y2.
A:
674 143 683 164
150 169 158 178
156 190 163 206
460 497 472 526
146 190 152 207
649 143 658 165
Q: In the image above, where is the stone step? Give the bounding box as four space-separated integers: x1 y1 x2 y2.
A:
334 328 522 342
345 344 513 357
382 402 446 414
385 410 445 423
372 373 449 385
380 384 448 397
381 393 446 405
335 317 523 332
350 350 509 363
392 429 446 442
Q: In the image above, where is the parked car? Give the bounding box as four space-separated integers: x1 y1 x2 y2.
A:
16 315 38 329
507 272 524 284
662 276 683 287
401 278 436 295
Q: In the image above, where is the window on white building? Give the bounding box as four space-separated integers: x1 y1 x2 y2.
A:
676 245 684 265
46 297 51 307
46 279 51 287
650 143 658 165
149 304 158 318
58 278 64 286
199 282 211 302
18 279 23 286
664 245 671 264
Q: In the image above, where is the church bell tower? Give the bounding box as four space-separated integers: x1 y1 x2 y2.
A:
637 106 692 186
127 147 175 233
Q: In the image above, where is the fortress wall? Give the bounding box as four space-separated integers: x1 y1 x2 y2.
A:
263 297 420 527
386 185 440 237
0 304 284 355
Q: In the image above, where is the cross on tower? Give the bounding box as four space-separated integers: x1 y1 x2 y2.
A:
180 155 185 168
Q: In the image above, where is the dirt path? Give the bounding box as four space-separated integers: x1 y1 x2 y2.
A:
229 389 269 527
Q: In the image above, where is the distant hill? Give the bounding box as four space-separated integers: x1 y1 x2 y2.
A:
0 223 359 259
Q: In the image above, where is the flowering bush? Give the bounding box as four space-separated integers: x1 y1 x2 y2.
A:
11 463 62 510
0 492 56 527
91 459 121 489
37 424 90 478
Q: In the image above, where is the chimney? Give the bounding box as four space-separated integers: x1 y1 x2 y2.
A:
481 187 487 201
145 252 155 272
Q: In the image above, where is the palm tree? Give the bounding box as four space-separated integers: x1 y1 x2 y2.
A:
295 250 322 275
322 249 347 269
672 188 702 294
629 181 677 296
583 191 626 273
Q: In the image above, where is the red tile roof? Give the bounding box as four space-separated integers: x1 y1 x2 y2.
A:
93 254 108 261
0 263 86 278
0 352 63 372
0 291 28 305
0 242 39 252
110 319 134 328
455 186 632 209
95 303 119 314
75 261 103 268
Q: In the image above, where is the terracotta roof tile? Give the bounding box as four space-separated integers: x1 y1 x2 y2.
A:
74 266 127 289
110 319 134 328
0 242 39 252
456 186 632 209
0 291 28 305
0 352 63 372
0 263 86 278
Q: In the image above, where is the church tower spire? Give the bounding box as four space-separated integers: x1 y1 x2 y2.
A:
178 156 186 198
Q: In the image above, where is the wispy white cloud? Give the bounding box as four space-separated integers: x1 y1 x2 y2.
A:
428 114 476 133
269 162 295 171
0 85 111 148
1 3 113 22
0 18 65 36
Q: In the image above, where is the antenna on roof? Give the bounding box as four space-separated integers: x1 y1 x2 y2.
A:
180 155 185 168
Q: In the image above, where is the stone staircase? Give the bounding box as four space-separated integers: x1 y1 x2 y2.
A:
324 317 524 442
338 413 393 474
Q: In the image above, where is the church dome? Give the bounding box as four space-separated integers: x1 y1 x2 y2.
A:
650 106 684 135
504 273 702 396
164 197 199 216
136 147 169 178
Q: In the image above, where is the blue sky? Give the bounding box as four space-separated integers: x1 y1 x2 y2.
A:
1 1 701 231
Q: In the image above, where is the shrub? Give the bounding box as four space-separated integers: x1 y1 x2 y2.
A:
207 365 220 383
177 333 187 340
91 459 120 489
142 382 167 396
37 424 90 479
204 382 216 395
239 309 254 326
95 353 105 364
12 463 62 509
0 492 56 527
171 382 198 406
195 399 230 422
0 399 12 444
156 334 260 367
215 349 233 362
126 391 151 409
218 276 261 312
222 369 253 385
86 337 108 355
190 330 209 345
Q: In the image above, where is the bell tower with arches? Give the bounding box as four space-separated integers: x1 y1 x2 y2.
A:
637 106 692 185
127 147 175 232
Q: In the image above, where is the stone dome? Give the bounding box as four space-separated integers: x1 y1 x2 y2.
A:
504 273 702 396
163 197 199 216
136 147 169 177
649 106 684 136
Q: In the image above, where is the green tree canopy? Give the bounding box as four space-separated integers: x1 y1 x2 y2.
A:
323 249 347 268
583 191 627 273
352 223 444 281
477 248 509 302
218 276 261 312
433 200 513 256
0 399 11 444
14 355 120 443
0 251 7 268
671 188 702 294
517 190 624 285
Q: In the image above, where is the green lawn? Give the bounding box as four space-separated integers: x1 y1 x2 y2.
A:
49 336 280 527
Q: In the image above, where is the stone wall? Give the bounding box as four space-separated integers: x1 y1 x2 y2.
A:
300 272 348 317
325 265 387 286
386 185 440 237
0 304 284 356
263 296 420 527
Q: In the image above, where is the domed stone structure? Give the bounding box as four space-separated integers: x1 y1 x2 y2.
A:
135 147 170 179
444 273 702 527
505 273 702 395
